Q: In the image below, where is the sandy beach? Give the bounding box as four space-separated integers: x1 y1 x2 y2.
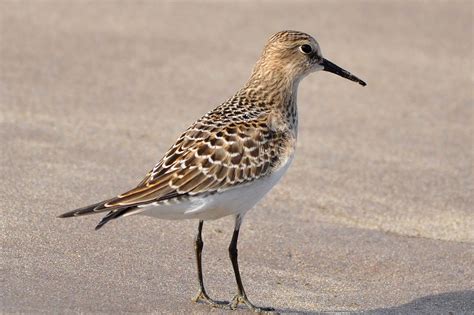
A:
1 1 472 313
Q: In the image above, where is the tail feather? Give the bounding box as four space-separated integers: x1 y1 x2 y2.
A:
94 207 134 230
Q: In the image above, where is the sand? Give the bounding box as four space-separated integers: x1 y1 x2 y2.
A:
1 1 473 313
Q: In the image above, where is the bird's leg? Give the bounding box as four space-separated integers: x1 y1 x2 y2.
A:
192 220 228 308
228 215 274 313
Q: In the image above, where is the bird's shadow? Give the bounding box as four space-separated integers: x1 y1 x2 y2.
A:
270 290 474 314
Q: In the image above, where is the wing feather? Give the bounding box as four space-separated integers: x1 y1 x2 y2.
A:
96 109 291 211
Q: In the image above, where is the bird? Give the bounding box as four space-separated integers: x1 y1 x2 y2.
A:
59 30 366 312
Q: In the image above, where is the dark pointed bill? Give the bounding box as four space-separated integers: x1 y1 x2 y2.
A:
321 58 366 86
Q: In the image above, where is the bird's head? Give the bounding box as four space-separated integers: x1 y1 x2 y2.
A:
254 30 366 86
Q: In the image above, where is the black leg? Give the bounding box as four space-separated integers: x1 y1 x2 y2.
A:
192 220 227 308
194 220 206 294
228 215 274 312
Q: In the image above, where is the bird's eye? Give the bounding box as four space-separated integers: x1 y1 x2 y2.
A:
299 44 313 54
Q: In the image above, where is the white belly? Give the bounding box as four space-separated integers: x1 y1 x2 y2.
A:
136 156 293 221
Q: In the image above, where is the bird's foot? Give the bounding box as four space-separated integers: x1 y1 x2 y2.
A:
230 294 276 313
192 289 228 308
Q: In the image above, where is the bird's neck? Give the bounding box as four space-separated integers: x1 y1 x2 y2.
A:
243 66 300 131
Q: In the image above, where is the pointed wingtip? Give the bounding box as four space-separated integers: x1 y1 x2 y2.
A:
58 201 108 219
58 211 74 218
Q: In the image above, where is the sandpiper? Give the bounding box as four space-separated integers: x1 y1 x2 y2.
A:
59 30 366 312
